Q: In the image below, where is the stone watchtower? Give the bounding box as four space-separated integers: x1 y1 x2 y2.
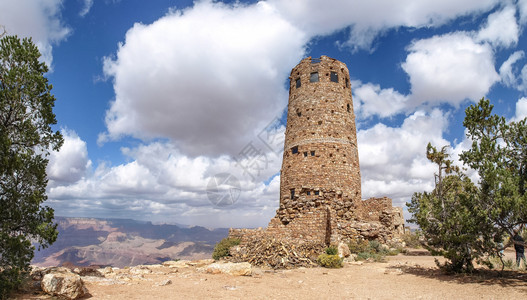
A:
278 56 361 225
230 56 404 252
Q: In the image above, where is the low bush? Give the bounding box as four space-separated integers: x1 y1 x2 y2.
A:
212 237 241 260
317 254 343 268
354 240 390 262
348 239 369 254
325 246 338 255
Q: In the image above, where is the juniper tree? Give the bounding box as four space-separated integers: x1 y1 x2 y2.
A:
0 35 62 298
460 98 527 256
407 144 487 272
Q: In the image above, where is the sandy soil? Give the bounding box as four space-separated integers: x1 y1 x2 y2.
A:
17 250 527 300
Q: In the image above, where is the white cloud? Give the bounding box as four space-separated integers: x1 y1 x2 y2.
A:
358 109 450 206
269 0 500 50
79 0 94 17
48 140 282 228
47 130 92 185
520 65 527 92
402 32 500 106
352 81 409 118
477 4 519 48
513 97 527 121
499 50 525 87
0 0 70 67
519 0 527 24
101 1 306 157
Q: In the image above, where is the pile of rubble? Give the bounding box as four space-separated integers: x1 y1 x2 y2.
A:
228 236 326 269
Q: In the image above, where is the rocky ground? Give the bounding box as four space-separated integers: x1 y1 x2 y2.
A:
14 249 527 299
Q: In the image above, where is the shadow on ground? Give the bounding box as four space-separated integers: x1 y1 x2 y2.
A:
389 262 527 290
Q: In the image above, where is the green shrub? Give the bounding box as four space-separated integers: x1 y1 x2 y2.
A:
317 254 343 268
368 240 383 253
348 239 369 253
325 246 338 255
356 251 386 262
212 237 241 260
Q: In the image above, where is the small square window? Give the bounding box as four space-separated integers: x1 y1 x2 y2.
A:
310 151 315 156
307 191 311 196
292 146 298 154
330 72 338 83
303 152 308 157
314 191 320 196
295 78 301 88
310 72 319 83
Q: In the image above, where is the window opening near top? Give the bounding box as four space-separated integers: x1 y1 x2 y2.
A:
290 189 295 199
292 146 298 154
347 103 351 113
345 77 349 88
314 191 320 195
310 72 319 83
295 78 301 88
330 72 338 83
307 191 311 196
311 151 315 156
303 152 308 157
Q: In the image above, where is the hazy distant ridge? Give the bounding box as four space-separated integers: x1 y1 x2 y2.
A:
32 217 229 268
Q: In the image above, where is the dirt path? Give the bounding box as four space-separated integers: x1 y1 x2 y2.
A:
17 252 527 299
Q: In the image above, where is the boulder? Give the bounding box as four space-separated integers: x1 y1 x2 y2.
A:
199 262 252 276
129 265 152 275
186 259 214 267
162 260 191 268
337 242 351 258
41 270 86 300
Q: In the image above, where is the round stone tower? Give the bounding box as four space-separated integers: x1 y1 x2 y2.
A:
278 56 361 221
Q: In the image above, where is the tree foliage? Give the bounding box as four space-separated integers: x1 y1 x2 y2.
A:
408 98 527 273
0 35 62 298
460 98 527 235
408 144 486 272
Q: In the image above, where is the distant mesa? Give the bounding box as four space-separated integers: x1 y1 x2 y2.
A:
32 217 229 268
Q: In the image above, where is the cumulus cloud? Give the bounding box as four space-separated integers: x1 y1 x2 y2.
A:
0 0 70 67
269 0 500 50
513 97 527 121
477 4 519 48
402 32 500 107
358 109 450 206
519 0 527 24
47 130 92 185
352 81 409 118
48 139 283 227
100 0 306 157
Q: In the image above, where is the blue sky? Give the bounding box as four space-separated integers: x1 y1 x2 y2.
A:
2 0 527 228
